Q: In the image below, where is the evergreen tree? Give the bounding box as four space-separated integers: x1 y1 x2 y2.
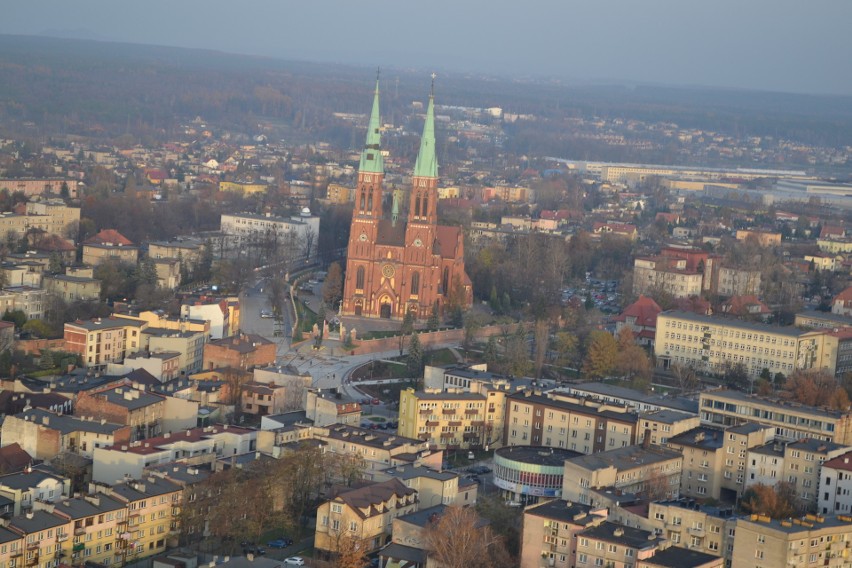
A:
407 332 423 375
427 301 440 330
484 336 499 369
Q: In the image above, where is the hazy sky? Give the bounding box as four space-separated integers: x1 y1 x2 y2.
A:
3 0 851 95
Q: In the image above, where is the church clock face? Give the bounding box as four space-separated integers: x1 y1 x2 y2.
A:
382 264 395 278
359 233 368 242
413 238 423 247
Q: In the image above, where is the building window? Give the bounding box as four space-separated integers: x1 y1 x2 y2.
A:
411 272 420 295
356 267 365 290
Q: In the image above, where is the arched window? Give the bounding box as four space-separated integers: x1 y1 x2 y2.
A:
423 195 429 218
442 267 449 294
367 192 373 211
411 272 420 295
359 190 365 210
356 266 365 290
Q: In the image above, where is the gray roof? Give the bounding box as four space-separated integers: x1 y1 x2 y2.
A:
145 463 213 485
0 526 20 544
579 521 663 550
749 442 785 458
508 391 639 424
640 409 698 424
9 510 67 532
561 382 699 414
381 465 456 482
12 409 126 436
380 543 426 564
702 389 846 419
322 424 424 449
53 494 125 519
643 546 724 568
109 477 181 501
89 386 164 410
787 438 849 454
525 499 603 524
668 427 726 450
394 504 447 528
567 444 681 473
662 310 809 337
496 445 582 466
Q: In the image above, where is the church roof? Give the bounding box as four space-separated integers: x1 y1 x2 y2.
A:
358 79 384 175
435 225 461 259
413 88 438 179
376 219 406 247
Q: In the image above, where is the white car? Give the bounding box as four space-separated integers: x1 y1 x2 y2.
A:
284 558 305 566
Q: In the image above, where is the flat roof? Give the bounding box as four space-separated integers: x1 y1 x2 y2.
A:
660 310 808 337
524 499 603 525
701 389 845 419
495 445 581 466
566 444 681 473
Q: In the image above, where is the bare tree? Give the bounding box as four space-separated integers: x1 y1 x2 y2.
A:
671 363 699 394
423 506 513 568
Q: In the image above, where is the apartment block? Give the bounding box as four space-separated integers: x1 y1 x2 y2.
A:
730 514 852 568
655 311 832 379
699 390 852 444
562 443 683 506
0 466 71 516
82 230 139 267
633 256 704 298
43 274 102 302
819 450 852 515
397 388 492 450
575 521 665 568
520 500 608 568
142 328 207 375
503 390 639 455
716 266 761 297
668 424 772 502
783 439 850 509
375 464 476 508
648 499 736 558
64 317 148 369
638 410 701 446
203 333 276 371
51 494 128 567
305 390 362 427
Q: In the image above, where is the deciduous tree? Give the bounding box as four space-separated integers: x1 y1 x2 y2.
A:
581 330 618 379
423 506 513 568
741 481 800 519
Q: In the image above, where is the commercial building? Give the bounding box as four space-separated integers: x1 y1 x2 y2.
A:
492 446 580 505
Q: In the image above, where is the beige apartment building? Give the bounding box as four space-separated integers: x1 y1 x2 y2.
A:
315 478 418 556
520 500 609 568
634 257 704 298
638 410 701 446
503 390 639 455
576 521 666 568
716 266 762 297
305 390 362 427
562 443 683 505
398 388 493 450
668 424 773 502
64 317 147 368
699 389 852 444
141 328 207 375
655 311 833 379
648 499 736 558
375 464 476 509
43 274 102 302
731 514 852 568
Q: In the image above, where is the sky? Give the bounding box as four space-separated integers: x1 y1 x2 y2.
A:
3 0 852 96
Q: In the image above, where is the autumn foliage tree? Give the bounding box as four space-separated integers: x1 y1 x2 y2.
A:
741 481 800 519
783 370 851 410
581 330 618 379
614 327 653 389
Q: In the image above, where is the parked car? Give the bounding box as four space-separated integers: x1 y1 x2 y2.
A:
284 558 305 566
267 539 292 548
371 398 381 405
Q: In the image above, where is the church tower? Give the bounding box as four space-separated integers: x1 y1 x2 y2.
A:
404 82 439 261
342 79 385 316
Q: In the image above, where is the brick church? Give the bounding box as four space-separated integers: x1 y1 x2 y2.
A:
341 79 472 320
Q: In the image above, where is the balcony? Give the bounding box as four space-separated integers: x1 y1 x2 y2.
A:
74 527 86 536
57 534 68 542
442 408 456 415
665 522 682 531
27 542 40 550
688 527 705 538
72 543 85 553
26 557 38 567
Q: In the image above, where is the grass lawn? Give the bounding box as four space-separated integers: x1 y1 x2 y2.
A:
426 347 459 366
351 360 413 381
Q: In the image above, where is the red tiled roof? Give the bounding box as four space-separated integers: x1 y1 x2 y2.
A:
616 295 662 328
823 450 852 472
833 286 852 305
720 295 771 316
84 229 134 246
435 225 462 259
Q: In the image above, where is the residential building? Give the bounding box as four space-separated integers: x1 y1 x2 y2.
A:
305 390 362 427
575 521 665 568
520 500 608 568
75 381 198 441
51 493 127 567
730 514 852 568
82 230 139 266
142 328 207 375
638 547 723 568
202 333 275 371
397 388 490 450
667 424 772 502
43 273 102 302
147 239 206 269
152 258 181 290
241 381 293 417
314 478 418 556
5 509 72 568
375 464 475 508
655 311 832 379
503 390 639 454
746 441 786 488
818 450 852 515
93 477 182 559
0 409 132 461
91 425 256 484
648 499 736 557
115 351 182 382
63 317 148 369
562 443 683 505
781 439 850 509
558 382 698 415
716 266 761 296
180 297 236 340
638 410 701 446
699 390 852 444
0 466 71 516
794 310 852 330
0 287 47 320
633 256 704 299
735 229 781 247
831 287 852 317
615 295 663 347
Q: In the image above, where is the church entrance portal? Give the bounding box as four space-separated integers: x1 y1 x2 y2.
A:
380 304 392 319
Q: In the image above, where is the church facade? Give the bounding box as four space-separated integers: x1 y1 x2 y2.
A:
340 80 472 320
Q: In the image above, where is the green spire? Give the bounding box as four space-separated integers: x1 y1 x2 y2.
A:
358 77 384 174
413 78 438 179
